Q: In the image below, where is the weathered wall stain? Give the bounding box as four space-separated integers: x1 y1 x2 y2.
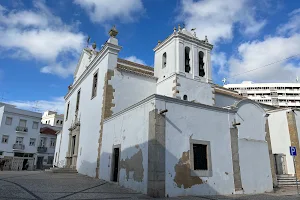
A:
120 149 144 182
174 151 203 189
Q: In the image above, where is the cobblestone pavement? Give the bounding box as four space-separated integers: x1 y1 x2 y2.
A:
0 171 299 200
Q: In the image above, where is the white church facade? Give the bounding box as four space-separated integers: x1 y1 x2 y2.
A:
55 26 274 197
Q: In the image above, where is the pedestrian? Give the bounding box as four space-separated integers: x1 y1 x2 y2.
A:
0 159 5 171
25 162 29 170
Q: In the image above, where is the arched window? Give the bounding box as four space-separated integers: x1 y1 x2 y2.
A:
162 52 167 68
199 51 205 77
183 95 188 100
56 120 59 124
185 47 191 73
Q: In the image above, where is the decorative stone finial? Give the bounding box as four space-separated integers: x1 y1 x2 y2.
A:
174 26 177 32
158 40 161 45
109 25 118 38
92 42 96 50
204 35 208 43
178 24 181 31
183 23 185 29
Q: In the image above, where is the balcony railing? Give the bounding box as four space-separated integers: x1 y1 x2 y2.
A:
13 143 25 150
16 126 28 133
37 146 47 153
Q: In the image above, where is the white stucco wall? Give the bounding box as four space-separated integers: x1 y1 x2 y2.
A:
100 99 155 194
57 45 120 176
268 110 294 174
177 75 214 105
154 39 176 79
214 93 239 107
74 50 93 83
236 102 273 194
54 131 62 167
156 73 176 97
155 99 235 196
111 70 156 114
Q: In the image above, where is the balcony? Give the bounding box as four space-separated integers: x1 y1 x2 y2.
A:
13 144 25 151
37 146 47 153
16 126 28 133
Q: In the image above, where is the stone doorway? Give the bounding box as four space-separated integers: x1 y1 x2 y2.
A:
66 125 80 169
274 154 287 175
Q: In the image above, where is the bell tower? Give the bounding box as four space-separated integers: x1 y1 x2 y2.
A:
154 25 215 106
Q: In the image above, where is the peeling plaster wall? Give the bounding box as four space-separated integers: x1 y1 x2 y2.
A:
236 103 273 194
111 70 156 114
100 99 156 194
155 99 236 197
293 110 300 154
268 110 294 174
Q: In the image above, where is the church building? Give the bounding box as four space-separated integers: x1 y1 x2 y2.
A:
55 25 274 197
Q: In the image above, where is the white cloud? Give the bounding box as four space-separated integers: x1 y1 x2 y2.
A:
5 97 65 114
41 60 77 78
212 52 228 76
74 0 144 23
0 1 85 77
124 56 146 65
179 0 266 44
228 35 300 83
277 8 300 35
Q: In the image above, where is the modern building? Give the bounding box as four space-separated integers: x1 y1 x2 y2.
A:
0 102 42 170
42 111 64 127
224 81 300 108
54 26 274 197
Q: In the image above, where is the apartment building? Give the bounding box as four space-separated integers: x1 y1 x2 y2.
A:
224 81 300 108
0 102 42 170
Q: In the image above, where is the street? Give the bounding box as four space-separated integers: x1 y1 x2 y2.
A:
0 171 299 200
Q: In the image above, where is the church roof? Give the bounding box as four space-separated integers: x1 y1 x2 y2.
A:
213 84 244 99
117 58 156 79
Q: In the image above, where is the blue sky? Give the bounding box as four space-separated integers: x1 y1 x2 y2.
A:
0 0 300 113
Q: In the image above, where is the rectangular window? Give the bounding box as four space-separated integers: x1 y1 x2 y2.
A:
190 140 212 177
19 119 27 127
5 117 12 125
92 72 98 98
40 137 46 147
32 122 39 129
29 138 36 146
193 144 208 170
66 102 70 121
2 135 9 143
50 138 56 147
16 137 24 144
76 89 81 111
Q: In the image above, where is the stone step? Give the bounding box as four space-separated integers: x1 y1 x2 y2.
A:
277 179 299 183
45 167 77 173
277 177 297 181
277 174 295 178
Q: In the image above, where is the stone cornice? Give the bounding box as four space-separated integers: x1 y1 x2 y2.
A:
153 32 213 52
116 64 157 79
104 94 235 122
64 43 122 100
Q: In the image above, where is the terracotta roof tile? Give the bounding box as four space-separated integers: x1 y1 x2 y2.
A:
40 127 57 136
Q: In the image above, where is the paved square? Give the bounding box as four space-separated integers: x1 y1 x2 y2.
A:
0 171 299 200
